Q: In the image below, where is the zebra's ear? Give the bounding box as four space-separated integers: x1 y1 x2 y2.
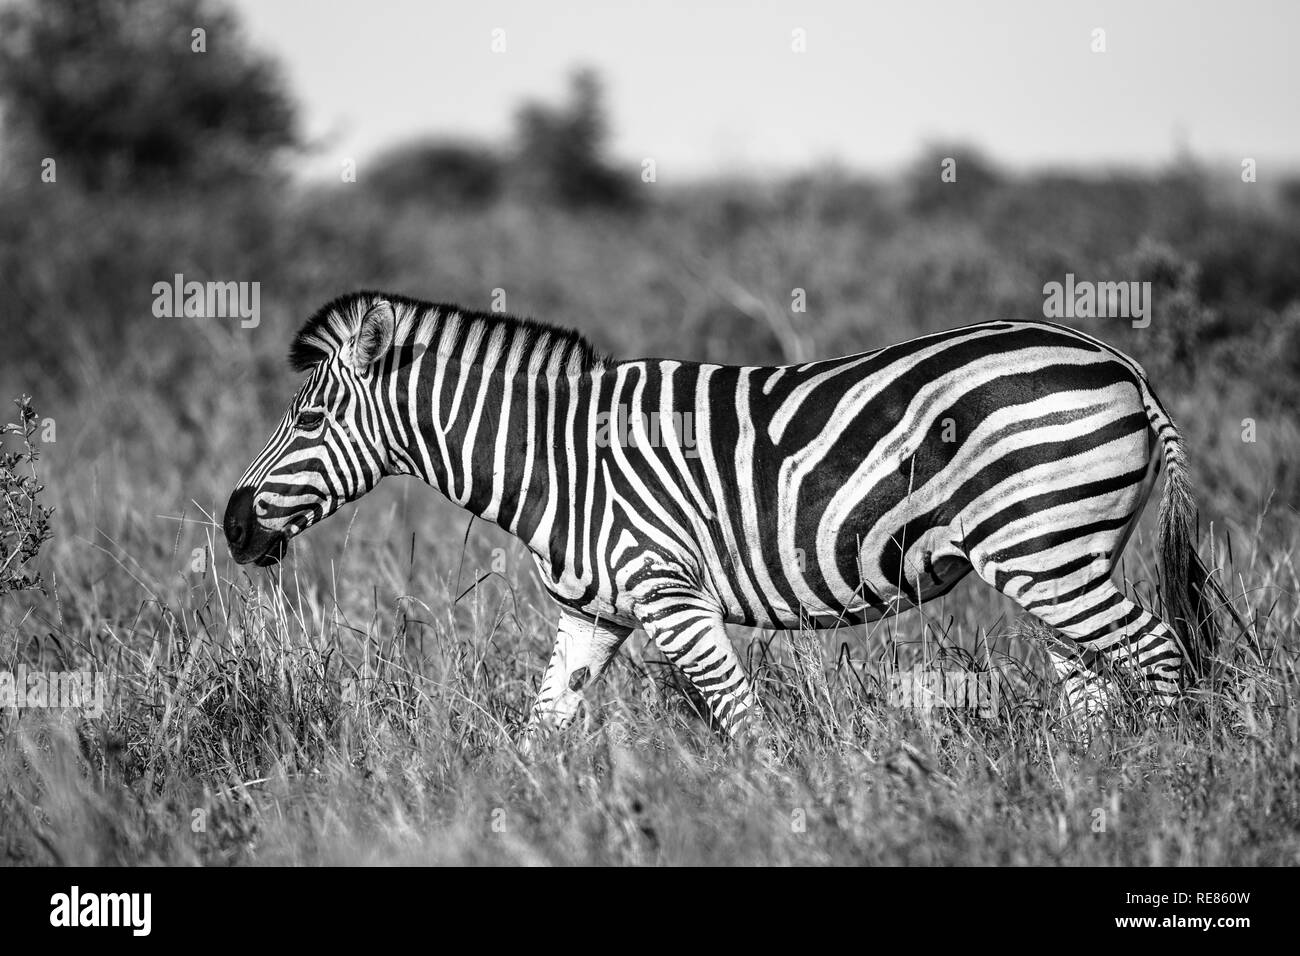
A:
351 299 395 374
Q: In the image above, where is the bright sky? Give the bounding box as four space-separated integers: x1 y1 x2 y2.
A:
230 0 1300 179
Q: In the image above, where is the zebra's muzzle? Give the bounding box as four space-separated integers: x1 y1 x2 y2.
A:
248 534 289 567
224 487 289 566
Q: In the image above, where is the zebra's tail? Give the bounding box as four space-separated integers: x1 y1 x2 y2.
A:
1141 379 1221 682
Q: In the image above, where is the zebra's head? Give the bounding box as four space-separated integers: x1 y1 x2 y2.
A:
224 295 398 566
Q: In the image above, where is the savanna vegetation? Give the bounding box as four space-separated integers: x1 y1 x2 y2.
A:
0 0 1297 865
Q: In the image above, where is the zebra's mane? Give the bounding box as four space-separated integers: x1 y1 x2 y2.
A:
289 291 609 374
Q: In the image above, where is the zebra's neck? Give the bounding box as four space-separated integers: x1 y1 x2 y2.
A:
392 327 597 555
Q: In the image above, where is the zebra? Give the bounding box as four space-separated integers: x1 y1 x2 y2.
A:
224 290 1228 741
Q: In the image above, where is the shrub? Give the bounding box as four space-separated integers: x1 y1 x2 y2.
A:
364 139 503 209
0 396 53 596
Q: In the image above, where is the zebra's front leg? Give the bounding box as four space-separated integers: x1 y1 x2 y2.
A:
524 608 633 741
635 591 767 742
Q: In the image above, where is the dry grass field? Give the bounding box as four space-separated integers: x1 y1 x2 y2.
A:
2 165 1299 865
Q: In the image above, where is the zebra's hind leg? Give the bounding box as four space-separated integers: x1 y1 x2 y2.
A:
1042 641 1122 727
633 585 768 744
982 568 1185 727
522 609 633 745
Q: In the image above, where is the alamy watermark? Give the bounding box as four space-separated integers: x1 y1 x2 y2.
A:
595 405 699 458
0 667 106 718
152 273 260 328
1042 273 1151 328
50 886 150 936
887 666 999 718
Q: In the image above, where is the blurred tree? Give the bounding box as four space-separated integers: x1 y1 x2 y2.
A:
365 138 502 209
906 143 1003 217
0 0 298 190
1125 237 1215 373
1282 177 1300 215
511 69 636 210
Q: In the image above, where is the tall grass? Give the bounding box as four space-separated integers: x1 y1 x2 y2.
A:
3 510 1296 864
1 167 1298 864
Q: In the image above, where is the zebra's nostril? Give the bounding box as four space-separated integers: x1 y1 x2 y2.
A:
224 513 246 547
223 487 256 550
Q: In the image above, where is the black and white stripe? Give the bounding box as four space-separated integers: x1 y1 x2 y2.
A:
225 291 1220 736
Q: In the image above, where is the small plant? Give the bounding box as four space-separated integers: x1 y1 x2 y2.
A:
1 396 53 595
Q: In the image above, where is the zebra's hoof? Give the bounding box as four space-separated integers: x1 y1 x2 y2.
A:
736 726 783 768
516 726 541 758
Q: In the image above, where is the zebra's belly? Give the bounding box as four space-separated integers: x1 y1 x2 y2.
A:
537 516 973 632
714 530 974 631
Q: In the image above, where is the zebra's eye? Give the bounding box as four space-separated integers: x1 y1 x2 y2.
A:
296 409 326 431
